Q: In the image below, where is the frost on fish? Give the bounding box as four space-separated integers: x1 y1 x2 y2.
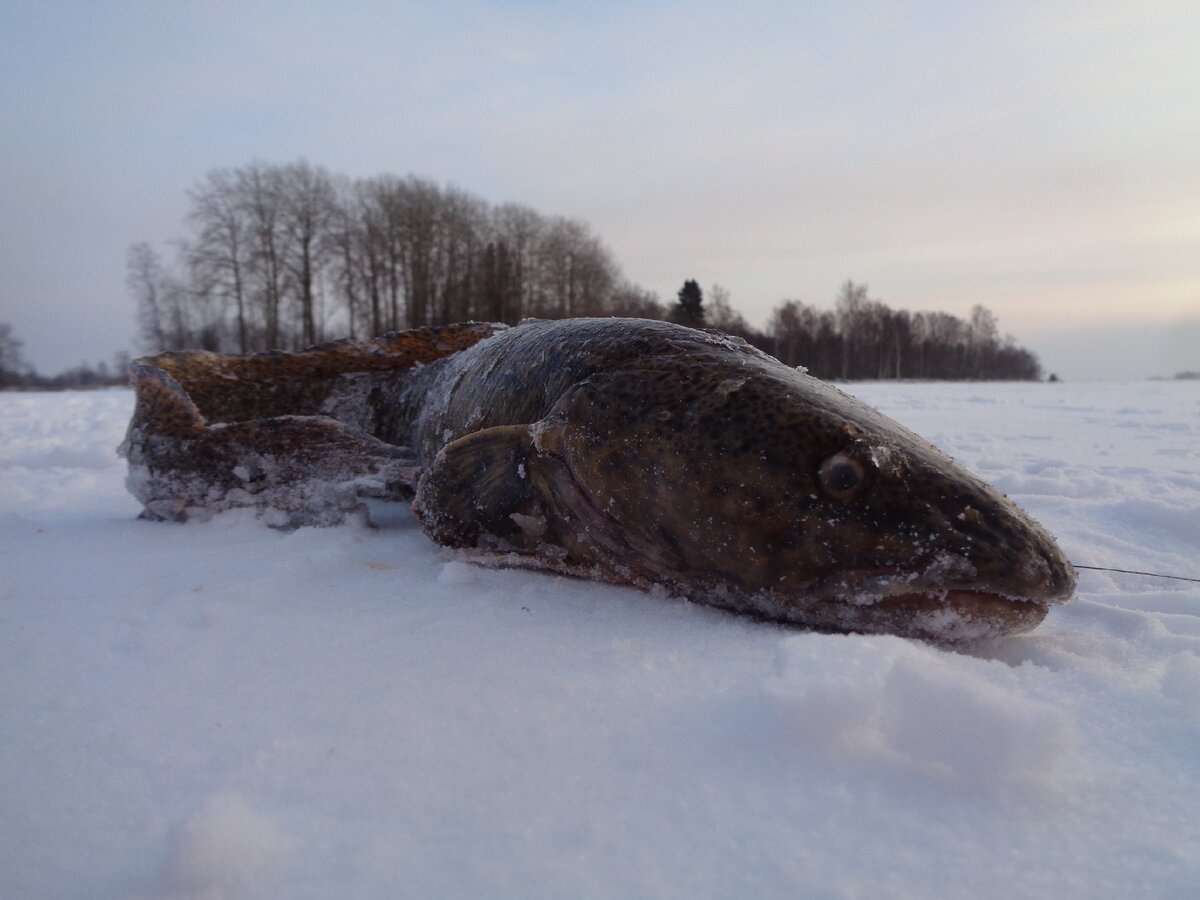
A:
123 317 1076 641
120 324 500 527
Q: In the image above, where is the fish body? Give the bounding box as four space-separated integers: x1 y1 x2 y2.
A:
122 317 1075 640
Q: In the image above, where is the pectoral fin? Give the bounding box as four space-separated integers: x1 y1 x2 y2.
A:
413 424 554 552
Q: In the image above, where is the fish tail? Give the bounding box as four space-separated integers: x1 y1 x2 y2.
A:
121 323 504 525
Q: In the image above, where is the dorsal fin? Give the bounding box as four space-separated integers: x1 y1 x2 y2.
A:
126 363 206 436
131 323 503 427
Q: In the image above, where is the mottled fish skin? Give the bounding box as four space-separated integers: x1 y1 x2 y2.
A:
123 317 1076 640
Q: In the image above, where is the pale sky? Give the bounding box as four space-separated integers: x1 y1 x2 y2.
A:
2 0 1197 379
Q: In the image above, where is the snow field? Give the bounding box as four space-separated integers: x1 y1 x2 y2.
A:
1 382 1198 898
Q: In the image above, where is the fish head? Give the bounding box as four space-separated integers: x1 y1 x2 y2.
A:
530 360 1076 640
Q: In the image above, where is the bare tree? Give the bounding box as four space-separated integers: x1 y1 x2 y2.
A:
0 322 27 387
705 283 753 337
534 218 616 318
490 206 534 319
279 161 336 346
436 186 488 323
187 168 250 352
327 175 368 338
769 299 810 367
884 308 912 379
490 202 543 322
834 280 876 378
607 282 665 320
127 242 167 350
353 177 395 334
128 241 215 351
237 162 287 349
398 176 442 327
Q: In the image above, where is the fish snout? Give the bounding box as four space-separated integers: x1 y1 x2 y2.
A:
940 491 1077 605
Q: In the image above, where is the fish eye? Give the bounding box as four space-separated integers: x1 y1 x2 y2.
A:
819 453 865 500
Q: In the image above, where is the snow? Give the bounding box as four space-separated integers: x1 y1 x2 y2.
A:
163 792 288 899
2 381 1198 899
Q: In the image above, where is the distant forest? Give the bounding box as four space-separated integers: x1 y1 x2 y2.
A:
2 160 1048 390
125 160 1042 381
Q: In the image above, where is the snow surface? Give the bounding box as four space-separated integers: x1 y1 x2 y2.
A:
2 382 1199 899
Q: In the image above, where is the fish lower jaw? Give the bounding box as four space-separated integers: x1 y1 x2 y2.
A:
793 586 1052 642
812 556 1070 611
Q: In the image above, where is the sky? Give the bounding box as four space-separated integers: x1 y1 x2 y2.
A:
1 0 1197 380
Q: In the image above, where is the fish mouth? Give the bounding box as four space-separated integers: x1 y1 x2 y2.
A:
816 545 1076 607
766 582 1054 641
797 561 1070 640
854 588 1052 639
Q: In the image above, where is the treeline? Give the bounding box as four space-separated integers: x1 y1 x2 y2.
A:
123 159 1043 381
0 323 130 390
128 160 662 355
758 282 1042 381
661 280 1041 381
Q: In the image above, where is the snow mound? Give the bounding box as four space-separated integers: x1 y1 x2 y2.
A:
766 635 1073 790
162 792 288 899
437 559 480 586
1161 652 1200 720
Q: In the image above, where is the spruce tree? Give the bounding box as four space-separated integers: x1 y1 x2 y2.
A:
670 279 705 327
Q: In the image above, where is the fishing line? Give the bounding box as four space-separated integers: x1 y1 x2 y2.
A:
1072 564 1200 585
